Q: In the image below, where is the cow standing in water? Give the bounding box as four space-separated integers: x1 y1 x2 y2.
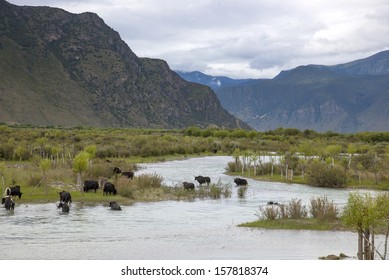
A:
58 202 70 213
2 187 15 211
195 176 211 186
234 178 248 186
109 201 121 211
2 197 14 211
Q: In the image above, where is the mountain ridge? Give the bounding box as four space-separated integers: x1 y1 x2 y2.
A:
0 0 249 129
178 50 389 132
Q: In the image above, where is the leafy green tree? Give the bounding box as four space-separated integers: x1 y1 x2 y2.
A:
343 193 389 260
15 145 28 161
73 151 90 191
347 143 358 168
50 145 61 164
325 144 342 166
84 144 97 168
36 137 48 158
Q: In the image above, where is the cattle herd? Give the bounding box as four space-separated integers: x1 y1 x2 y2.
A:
2 165 249 213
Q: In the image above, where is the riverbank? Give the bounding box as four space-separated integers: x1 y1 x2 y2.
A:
2 153 220 205
227 170 389 191
239 218 351 231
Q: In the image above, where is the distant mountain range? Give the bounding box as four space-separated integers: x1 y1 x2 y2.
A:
0 0 248 129
176 71 253 90
177 51 389 132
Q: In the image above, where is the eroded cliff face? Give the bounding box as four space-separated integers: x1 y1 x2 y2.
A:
0 0 249 129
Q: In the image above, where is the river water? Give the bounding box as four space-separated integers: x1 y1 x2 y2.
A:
0 156 383 260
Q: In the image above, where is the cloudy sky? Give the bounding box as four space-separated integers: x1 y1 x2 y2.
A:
7 0 389 78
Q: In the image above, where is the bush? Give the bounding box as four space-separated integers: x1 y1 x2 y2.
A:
115 173 164 199
287 199 307 219
237 185 248 198
261 205 279 220
307 161 346 188
197 180 231 199
309 196 339 221
227 161 241 173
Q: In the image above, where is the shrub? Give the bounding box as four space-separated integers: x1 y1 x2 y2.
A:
287 199 307 219
309 196 339 221
85 161 114 179
227 161 240 173
261 205 279 220
237 185 248 198
307 161 346 188
197 180 231 199
115 173 164 199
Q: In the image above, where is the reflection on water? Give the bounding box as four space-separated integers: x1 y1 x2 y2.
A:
0 156 382 260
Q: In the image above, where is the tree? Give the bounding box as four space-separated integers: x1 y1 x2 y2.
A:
343 193 389 260
325 144 342 166
40 159 51 195
73 151 90 191
347 143 358 168
84 144 97 168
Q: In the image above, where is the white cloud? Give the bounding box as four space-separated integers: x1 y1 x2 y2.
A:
7 0 389 78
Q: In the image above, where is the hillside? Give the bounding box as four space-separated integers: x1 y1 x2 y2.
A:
179 51 389 133
0 0 248 129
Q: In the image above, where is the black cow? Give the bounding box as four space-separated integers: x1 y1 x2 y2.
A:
59 191 72 204
267 201 279 205
2 196 14 211
103 182 117 196
113 167 122 174
121 171 134 179
195 176 211 186
183 182 195 190
113 166 134 179
109 201 121 211
58 202 70 213
10 186 23 199
83 180 99 193
234 178 248 186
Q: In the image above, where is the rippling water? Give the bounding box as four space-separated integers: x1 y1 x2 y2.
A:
0 156 382 260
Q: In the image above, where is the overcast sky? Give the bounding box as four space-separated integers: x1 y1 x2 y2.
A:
7 0 389 78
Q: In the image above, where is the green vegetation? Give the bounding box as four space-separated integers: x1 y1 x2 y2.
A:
225 131 389 190
241 218 346 231
240 194 389 260
343 193 389 260
1 125 389 205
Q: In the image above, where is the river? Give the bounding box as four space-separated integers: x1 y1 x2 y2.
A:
0 156 382 260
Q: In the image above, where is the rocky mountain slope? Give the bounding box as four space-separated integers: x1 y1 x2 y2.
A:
0 0 248 129
180 51 389 132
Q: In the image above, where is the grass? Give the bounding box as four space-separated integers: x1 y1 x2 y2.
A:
239 218 350 231
227 170 389 191
4 165 233 206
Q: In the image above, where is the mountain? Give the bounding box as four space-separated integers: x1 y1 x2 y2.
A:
0 1 249 129
179 51 389 133
175 71 253 90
